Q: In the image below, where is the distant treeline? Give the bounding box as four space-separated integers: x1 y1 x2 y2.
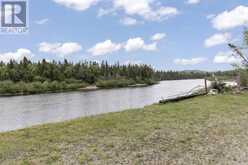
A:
0 57 239 83
155 70 238 81
0 57 238 94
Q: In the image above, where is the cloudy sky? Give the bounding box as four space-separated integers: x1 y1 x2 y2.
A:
0 0 248 71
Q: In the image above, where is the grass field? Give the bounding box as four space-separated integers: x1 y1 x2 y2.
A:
1 93 248 164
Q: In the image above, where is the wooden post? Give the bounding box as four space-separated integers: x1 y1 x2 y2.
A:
204 78 208 94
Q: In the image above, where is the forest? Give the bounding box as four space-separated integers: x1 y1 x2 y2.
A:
0 57 238 95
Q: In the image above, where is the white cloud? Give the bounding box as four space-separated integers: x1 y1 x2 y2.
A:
35 18 49 25
143 42 157 51
124 38 144 52
88 40 122 56
52 0 179 22
213 51 242 64
113 0 179 21
53 0 99 11
39 42 82 56
212 5 248 30
186 0 200 5
0 49 34 63
98 8 116 17
156 7 179 19
174 57 207 65
204 33 231 48
120 17 139 26
151 33 166 41
88 37 159 55
124 37 157 52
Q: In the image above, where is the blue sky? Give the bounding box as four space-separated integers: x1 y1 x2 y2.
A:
0 0 248 71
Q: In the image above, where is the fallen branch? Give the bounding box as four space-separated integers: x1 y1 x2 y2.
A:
159 92 206 104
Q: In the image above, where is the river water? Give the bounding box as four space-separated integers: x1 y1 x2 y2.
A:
0 79 206 132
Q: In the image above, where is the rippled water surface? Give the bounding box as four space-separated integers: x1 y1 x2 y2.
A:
0 79 206 132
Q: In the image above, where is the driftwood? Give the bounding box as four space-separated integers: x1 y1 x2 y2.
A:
159 83 209 104
159 92 206 104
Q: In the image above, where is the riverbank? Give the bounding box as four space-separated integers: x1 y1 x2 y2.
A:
0 81 88 96
1 93 248 164
96 79 157 89
0 79 157 97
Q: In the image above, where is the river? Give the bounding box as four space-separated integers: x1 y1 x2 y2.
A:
0 79 207 132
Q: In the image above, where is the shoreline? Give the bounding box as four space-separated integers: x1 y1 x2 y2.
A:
0 90 207 133
0 83 154 97
0 80 208 97
1 93 248 164
0 79 206 133
0 79 207 97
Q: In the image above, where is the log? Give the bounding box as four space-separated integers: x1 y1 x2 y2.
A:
159 92 206 104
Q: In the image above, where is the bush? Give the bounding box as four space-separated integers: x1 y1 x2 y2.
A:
30 82 44 93
65 79 82 84
240 69 248 87
142 79 157 85
33 76 48 82
96 79 136 88
0 81 15 93
0 81 87 95
96 78 157 88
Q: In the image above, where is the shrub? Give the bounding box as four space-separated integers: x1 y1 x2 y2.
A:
96 79 135 88
0 81 15 93
240 69 248 87
0 81 87 95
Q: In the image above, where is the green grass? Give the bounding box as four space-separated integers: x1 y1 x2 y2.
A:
1 93 248 164
0 79 156 96
0 81 88 96
96 78 157 89
96 79 136 88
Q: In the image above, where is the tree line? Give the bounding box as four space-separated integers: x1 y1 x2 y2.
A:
155 70 237 81
0 57 235 83
0 58 157 94
0 58 155 84
0 57 240 95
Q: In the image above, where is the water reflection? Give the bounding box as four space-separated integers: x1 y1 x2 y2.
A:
0 79 205 132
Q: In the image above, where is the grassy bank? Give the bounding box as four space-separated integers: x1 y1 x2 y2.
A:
0 81 88 96
0 79 157 96
1 93 248 164
96 78 157 89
